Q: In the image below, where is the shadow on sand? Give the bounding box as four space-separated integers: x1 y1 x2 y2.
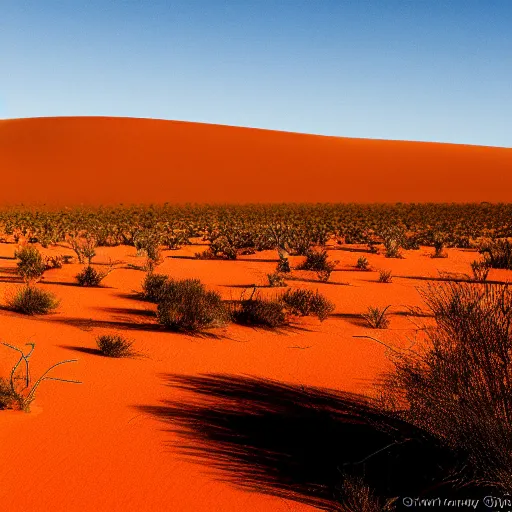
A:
137 374 492 510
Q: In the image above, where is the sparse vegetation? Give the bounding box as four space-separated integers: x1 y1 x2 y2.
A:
356 256 370 271
471 260 490 282
15 245 46 283
0 342 80 412
96 334 134 358
75 265 111 287
378 269 393 283
157 278 229 332
232 293 288 328
479 238 512 269
267 272 287 288
142 272 170 302
6 285 59 315
281 288 334 321
362 305 391 329
298 249 337 281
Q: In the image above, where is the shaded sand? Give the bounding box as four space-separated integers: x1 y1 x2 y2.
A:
0 117 511 206
0 241 509 511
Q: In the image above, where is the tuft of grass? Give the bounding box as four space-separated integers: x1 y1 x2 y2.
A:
96 334 134 358
267 272 287 288
383 281 512 491
356 256 370 271
232 294 288 328
298 249 336 272
470 260 490 282
75 265 110 287
6 285 59 315
142 272 170 302
378 269 393 283
281 288 334 321
479 239 512 269
157 278 229 332
362 305 391 329
0 342 80 412
15 245 46 283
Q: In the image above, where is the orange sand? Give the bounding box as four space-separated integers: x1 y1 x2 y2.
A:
0 116 511 205
0 241 509 511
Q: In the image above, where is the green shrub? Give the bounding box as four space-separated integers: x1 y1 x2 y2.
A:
96 334 134 358
142 272 169 302
362 305 391 329
6 285 59 315
281 288 334 321
157 279 228 332
15 245 46 283
75 265 110 287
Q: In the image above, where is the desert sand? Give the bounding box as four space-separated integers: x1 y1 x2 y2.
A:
0 116 511 205
0 238 510 511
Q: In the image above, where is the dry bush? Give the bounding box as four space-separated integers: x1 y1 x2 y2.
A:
378 269 393 283
362 305 391 329
356 256 370 271
479 239 512 269
232 294 288 328
75 265 111 287
6 285 59 315
267 272 287 288
281 288 334 321
96 334 134 358
142 272 169 302
383 281 512 491
15 245 46 283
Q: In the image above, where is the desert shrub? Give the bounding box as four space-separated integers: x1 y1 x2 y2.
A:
195 249 216 260
381 225 406 258
362 305 391 329
96 334 134 358
299 249 332 272
232 295 288 328
142 272 169 302
384 282 512 490
282 288 334 321
44 255 63 269
378 269 393 283
470 260 490 282
15 245 46 283
68 234 97 264
431 231 448 258
6 285 59 315
276 255 291 273
267 272 287 288
0 342 79 412
479 239 512 269
356 256 370 271
157 279 229 332
75 265 110 287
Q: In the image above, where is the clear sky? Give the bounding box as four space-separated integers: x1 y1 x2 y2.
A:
1 1 511 147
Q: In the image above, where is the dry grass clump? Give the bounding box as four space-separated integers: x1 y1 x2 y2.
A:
157 278 229 332
470 260 490 282
75 265 111 287
479 239 512 269
267 272 287 288
298 249 337 281
362 305 391 329
281 288 334 321
383 281 512 491
142 272 170 302
15 244 46 283
232 294 288 328
96 334 134 358
356 256 370 271
6 285 59 315
378 269 393 283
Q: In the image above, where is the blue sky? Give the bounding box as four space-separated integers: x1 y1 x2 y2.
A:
1 1 511 147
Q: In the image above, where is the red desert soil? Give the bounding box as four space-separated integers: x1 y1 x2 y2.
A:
0 116 511 205
0 240 510 511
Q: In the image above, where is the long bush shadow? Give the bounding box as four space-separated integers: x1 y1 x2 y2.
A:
58 345 103 356
94 306 156 318
330 312 368 327
137 374 488 510
395 275 510 285
49 316 161 332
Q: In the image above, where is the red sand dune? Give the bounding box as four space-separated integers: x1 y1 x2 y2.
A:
0 116 511 206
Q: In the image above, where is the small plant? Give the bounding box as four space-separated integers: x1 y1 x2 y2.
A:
0 342 80 412
378 269 393 283
15 245 46 283
356 256 370 271
96 334 134 358
6 285 59 315
68 234 97 264
298 249 337 282
157 279 229 332
362 305 391 329
142 272 169 302
75 265 112 287
431 231 448 258
195 249 216 260
44 255 63 269
276 255 291 273
281 288 335 321
232 294 288 328
267 272 287 288
382 226 405 258
479 239 512 269
470 260 490 282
